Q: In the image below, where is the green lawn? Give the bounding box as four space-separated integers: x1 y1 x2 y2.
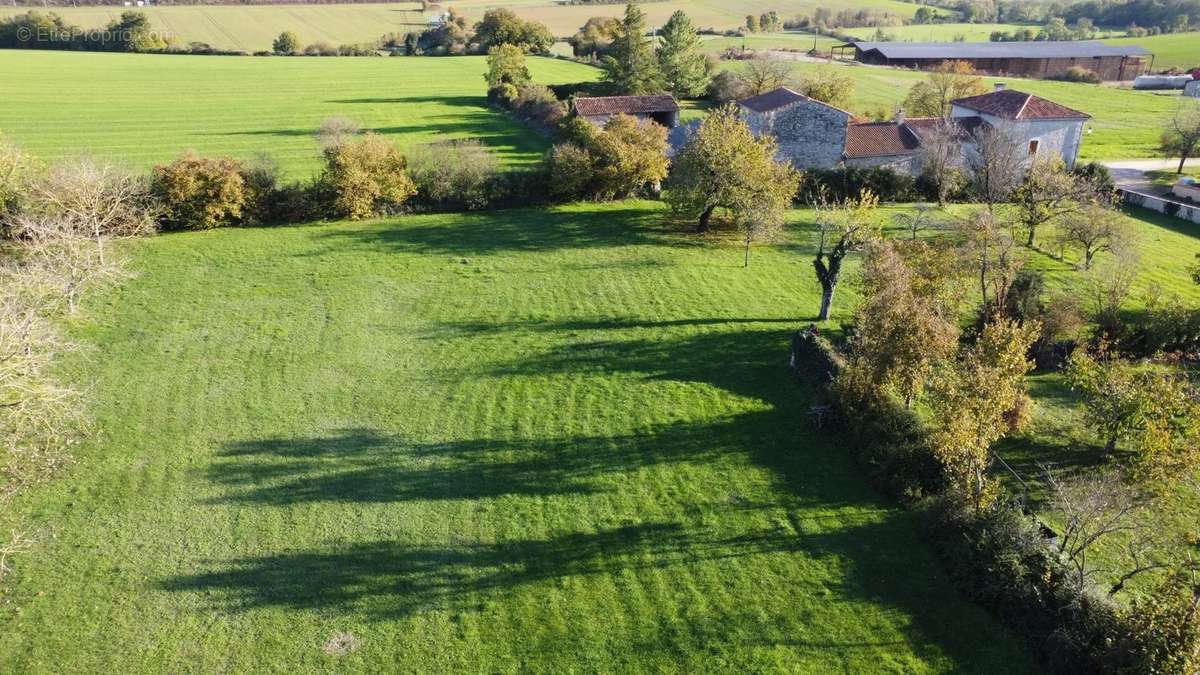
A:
0 51 598 179
1103 31 1200 71
839 22 1038 42
0 202 1037 672
700 32 842 56
765 60 1185 160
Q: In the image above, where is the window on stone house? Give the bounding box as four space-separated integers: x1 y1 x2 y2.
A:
1028 139 1040 155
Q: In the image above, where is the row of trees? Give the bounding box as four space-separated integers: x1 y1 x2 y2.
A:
0 10 166 53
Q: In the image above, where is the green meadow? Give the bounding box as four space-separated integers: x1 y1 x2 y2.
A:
1103 31 1200 71
0 51 598 179
0 202 1038 672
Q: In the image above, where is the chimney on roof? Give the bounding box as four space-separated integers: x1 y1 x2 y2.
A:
894 108 905 126
994 82 1007 92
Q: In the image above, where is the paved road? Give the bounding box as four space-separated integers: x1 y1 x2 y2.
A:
1104 159 1199 190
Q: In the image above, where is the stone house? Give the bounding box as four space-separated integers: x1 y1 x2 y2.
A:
737 88 850 169
739 84 1089 174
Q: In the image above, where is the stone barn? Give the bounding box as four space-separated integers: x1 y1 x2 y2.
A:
572 95 680 129
737 87 851 169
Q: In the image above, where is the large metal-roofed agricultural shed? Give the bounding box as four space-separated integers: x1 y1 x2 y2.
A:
833 41 1153 81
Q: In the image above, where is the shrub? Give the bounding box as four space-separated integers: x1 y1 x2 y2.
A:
316 133 416 219
707 69 749 103
315 116 362 151
509 85 566 126
407 139 499 211
798 167 918 203
544 143 596 201
1052 66 1101 84
303 42 338 57
151 154 249 231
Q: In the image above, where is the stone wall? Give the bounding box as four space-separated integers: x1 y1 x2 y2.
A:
743 100 849 169
845 154 921 174
1121 188 1200 225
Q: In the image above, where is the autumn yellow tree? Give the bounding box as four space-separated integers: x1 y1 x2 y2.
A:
927 317 1039 511
902 60 988 118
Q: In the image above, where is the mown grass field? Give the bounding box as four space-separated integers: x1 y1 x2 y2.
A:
768 60 1187 160
840 22 1038 42
0 202 1038 672
0 51 598 178
1103 31 1200 71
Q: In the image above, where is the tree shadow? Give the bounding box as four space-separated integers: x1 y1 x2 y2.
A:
312 206 689 256
324 96 486 107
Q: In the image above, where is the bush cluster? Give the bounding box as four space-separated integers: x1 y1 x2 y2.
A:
797 324 1198 673
798 167 920 203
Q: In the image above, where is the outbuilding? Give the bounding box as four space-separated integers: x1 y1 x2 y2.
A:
835 41 1151 81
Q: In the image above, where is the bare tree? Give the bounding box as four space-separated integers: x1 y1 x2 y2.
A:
6 215 128 313
740 54 794 96
964 123 1026 213
25 157 158 264
1044 469 1191 596
956 209 1023 313
893 202 944 241
315 116 362 151
1057 202 1135 270
917 118 964 207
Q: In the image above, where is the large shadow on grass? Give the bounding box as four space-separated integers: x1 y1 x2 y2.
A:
169 320 1029 670
312 205 697 256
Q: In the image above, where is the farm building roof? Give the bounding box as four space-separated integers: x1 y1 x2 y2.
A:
903 115 988 139
950 89 1090 120
847 40 1150 60
738 87 809 113
844 121 922 158
573 95 679 117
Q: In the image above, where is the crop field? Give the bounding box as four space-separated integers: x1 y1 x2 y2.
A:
839 22 1039 42
766 60 1187 160
0 201 1039 672
0 51 598 178
0 0 940 50
0 3 428 53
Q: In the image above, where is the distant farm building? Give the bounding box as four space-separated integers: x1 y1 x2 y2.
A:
835 41 1152 81
572 95 680 129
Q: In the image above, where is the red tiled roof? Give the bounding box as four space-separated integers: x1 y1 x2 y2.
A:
738 87 810 113
844 121 922 158
950 89 1089 120
904 115 989 140
573 95 679 117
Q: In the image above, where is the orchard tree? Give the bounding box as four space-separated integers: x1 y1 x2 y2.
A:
1057 202 1134 270
927 317 1038 511
918 118 965 206
665 105 800 233
956 209 1024 313
601 4 665 95
1160 99 1200 174
1067 349 1200 481
1013 157 1096 249
657 11 711 98
845 240 964 407
902 60 988 117
812 190 880 321
272 31 300 54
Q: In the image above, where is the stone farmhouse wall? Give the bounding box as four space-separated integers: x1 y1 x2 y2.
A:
951 107 1085 169
743 100 849 169
845 154 922 174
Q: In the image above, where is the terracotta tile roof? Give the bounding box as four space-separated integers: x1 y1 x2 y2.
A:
950 89 1090 120
904 115 988 140
738 87 809 113
844 121 922 158
573 95 679 117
